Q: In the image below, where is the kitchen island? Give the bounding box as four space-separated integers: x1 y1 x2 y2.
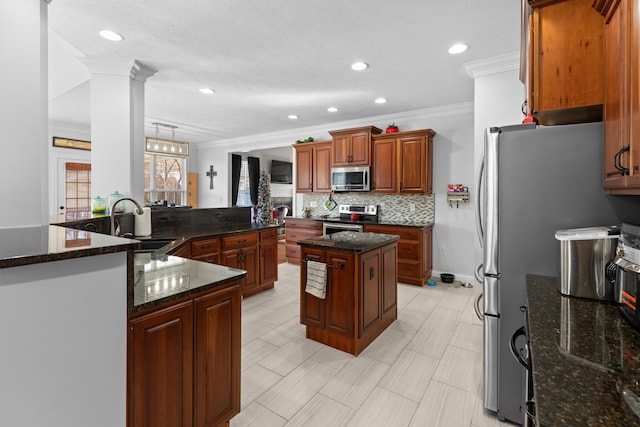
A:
298 231 399 355
527 275 640 426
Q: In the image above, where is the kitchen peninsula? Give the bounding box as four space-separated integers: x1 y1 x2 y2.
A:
298 231 399 355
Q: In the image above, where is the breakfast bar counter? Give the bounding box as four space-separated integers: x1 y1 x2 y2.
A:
527 275 640 426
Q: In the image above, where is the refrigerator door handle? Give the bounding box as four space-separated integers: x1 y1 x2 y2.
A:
483 127 500 275
484 275 499 316
475 152 485 248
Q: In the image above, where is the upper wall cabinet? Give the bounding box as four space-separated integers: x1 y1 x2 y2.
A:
527 0 605 125
293 140 332 193
372 129 436 194
329 126 382 167
595 0 640 193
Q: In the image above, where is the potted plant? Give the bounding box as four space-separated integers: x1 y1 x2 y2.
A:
386 123 399 133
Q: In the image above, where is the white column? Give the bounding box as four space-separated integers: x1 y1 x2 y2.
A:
0 0 50 228
82 60 156 203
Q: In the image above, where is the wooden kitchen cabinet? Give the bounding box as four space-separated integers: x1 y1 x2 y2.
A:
372 129 436 194
293 140 332 193
190 236 220 264
527 0 605 125
299 239 397 356
259 228 279 288
364 223 433 286
221 232 259 296
596 0 640 193
193 285 241 427
128 280 241 427
329 126 382 167
285 219 323 264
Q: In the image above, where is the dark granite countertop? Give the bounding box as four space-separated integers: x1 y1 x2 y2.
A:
527 275 640 426
297 231 399 252
289 215 433 228
131 253 246 314
0 225 137 268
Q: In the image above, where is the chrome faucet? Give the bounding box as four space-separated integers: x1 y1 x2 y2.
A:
110 197 145 236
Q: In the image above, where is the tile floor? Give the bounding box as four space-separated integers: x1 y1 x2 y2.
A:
230 263 511 427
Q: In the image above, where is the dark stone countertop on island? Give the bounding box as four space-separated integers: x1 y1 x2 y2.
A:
527 275 640 426
0 225 137 269
297 231 399 252
131 253 246 313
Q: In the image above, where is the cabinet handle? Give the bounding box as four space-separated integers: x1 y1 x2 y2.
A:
370 266 375 280
615 144 630 176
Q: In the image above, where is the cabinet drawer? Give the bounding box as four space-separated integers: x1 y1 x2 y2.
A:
285 228 322 243
191 237 219 257
221 232 258 250
365 225 421 241
260 228 278 243
398 260 420 278
398 241 420 260
285 244 301 259
285 219 322 231
192 253 219 264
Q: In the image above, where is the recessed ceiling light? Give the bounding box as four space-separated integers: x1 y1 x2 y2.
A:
351 62 369 71
99 30 124 41
374 98 387 104
199 88 215 95
448 43 468 54
288 114 299 119
327 107 338 112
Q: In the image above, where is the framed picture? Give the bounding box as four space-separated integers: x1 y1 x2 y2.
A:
53 136 91 151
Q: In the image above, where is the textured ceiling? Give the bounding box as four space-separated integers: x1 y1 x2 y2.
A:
47 0 521 144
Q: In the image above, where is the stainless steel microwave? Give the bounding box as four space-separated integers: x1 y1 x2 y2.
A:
331 166 370 192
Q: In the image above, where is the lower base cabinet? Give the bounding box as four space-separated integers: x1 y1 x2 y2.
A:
128 281 241 427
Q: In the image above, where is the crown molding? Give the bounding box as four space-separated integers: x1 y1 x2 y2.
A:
464 52 520 79
203 102 474 151
79 59 157 82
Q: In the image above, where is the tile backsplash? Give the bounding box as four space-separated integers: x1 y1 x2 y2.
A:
302 193 434 223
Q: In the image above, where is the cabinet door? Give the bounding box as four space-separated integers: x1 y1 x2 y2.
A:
332 135 351 166
295 145 314 192
326 251 355 336
313 142 332 192
359 249 381 337
399 136 427 193
243 245 259 292
603 0 628 189
381 243 398 316
423 226 433 279
194 284 241 427
372 138 397 193
628 0 640 187
129 302 194 427
260 229 279 285
349 132 371 165
300 248 326 328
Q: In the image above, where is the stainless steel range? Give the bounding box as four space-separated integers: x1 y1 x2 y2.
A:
322 204 378 235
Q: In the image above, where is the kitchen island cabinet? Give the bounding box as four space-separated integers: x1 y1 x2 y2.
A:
220 232 259 296
298 231 399 355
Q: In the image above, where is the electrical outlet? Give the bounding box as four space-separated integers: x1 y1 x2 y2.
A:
439 247 445 256
409 203 415 212
310 201 317 207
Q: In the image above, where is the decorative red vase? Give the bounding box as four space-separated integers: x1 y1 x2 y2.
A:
386 127 399 133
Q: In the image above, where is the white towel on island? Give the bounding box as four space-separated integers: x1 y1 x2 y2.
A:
305 260 327 299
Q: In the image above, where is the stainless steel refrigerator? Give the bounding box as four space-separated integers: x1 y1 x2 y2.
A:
475 122 624 424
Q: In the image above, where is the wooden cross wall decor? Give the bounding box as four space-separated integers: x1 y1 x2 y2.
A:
206 164 217 189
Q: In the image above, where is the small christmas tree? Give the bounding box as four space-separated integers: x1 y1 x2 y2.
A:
256 170 274 225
